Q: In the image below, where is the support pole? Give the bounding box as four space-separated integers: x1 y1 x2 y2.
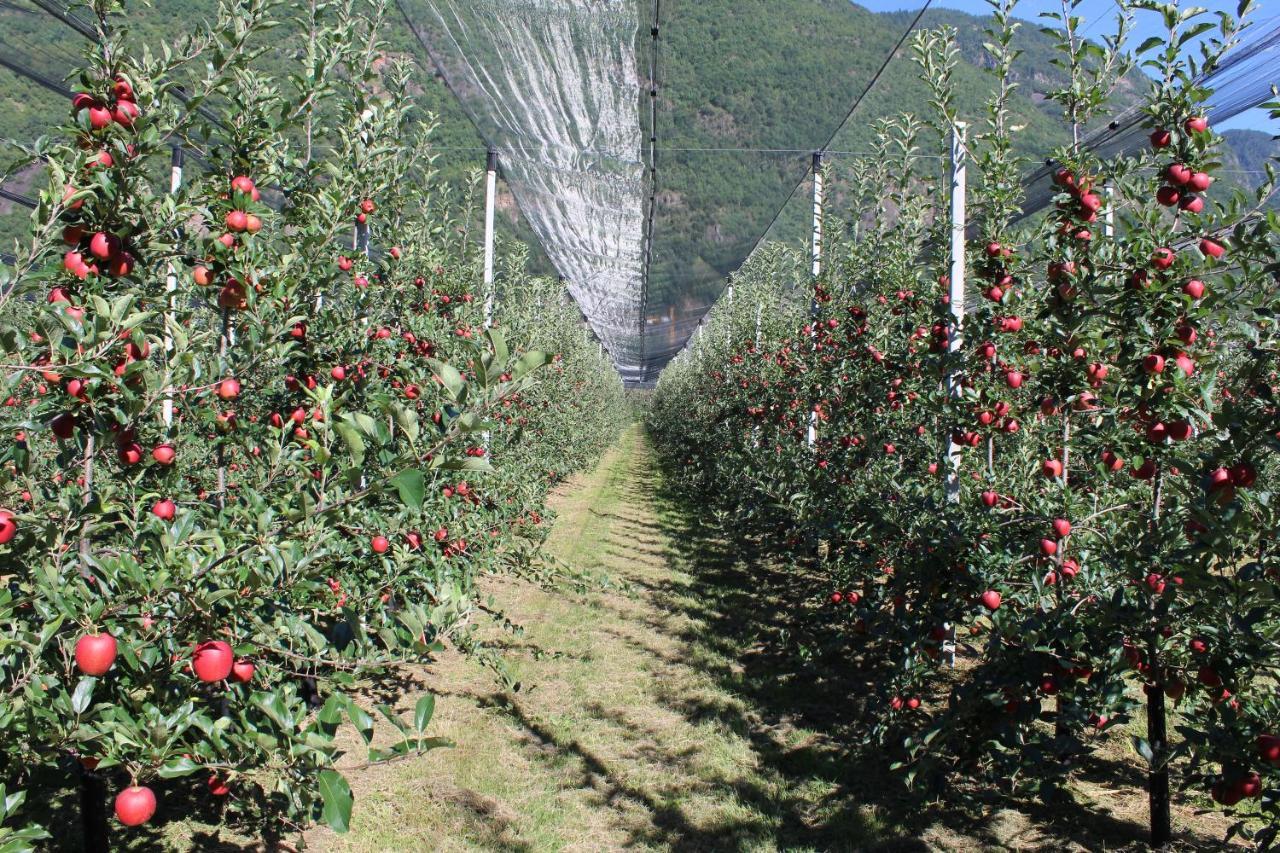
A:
941 124 966 665
725 284 734 346
1103 181 1115 239
163 146 183 431
481 149 498 455
807 151 824 449
944 122 968 507
755 302 762 348
811 151 824 279
483 148 498 328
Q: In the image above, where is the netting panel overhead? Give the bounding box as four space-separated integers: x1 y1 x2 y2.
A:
399 0 648 380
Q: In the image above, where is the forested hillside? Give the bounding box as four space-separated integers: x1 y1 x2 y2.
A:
0 0 1273 281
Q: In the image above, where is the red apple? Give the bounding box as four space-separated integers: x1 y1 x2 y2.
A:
224 210 249 233
980 590 1002 611
0 510 14 545
1042 458 1063 479
217 378 240 400
1143 354 1165 374
330 365 346 382
231 176 255 195
89 231 119 260
87 104 113 130
1258 734 1280 765
1199 237 1225 259
1179 195 1204 214
1132 459 1157 480
208 774 231 797
52 413 77 439
230 658 255 684
1040 538 1058 557
1183 279 1205 300
75 632 118 676
152 444 175 465
1184 116 1209 134
111 99 140 127
151 499 176 521
371 535 390 554
1231 462 1257 487
1151 247 1176 270
114 786 156 826
1149 128 1171 149
1005 370 1023 389
192 640 234 682
1166 163 1192 185
1156 186 1180 206
1052 518 1071 539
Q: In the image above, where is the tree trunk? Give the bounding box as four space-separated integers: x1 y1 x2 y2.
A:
1148 639 1172 848
80 767 110 853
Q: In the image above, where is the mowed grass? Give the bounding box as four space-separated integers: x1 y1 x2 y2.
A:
301 426 1239 852
307 425 886 851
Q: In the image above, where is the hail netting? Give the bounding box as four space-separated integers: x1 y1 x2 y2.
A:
399 0 647 381
1017 12 1280 221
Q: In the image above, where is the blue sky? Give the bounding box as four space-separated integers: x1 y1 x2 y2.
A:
855 0 1278 134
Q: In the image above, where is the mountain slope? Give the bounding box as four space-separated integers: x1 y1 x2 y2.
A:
0 0 1273 301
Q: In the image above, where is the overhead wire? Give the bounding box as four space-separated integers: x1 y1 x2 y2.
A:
665 0 937 371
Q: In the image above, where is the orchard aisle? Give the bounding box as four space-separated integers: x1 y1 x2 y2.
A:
307 426 888 852
304 427 1218 853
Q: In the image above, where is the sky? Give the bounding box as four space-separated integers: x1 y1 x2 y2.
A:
854 0 1278 135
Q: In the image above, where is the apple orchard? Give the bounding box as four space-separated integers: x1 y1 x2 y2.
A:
1 0 1280 850
0 0 624 847
649 3 1280 850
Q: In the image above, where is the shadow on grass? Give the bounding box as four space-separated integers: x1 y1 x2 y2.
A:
530 436 1230 852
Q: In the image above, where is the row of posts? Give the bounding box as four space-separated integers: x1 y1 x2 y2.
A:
158 145 503 435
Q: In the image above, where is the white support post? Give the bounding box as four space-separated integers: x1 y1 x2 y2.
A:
163 146 184 431
725 284 734 346
943 120 968 676
1103 181 1115 238
483 149 498 328
755 302 762 348
811 151 824 279
481 150 498 455
807 152 824 449
944 127 967 670
945 122 968 512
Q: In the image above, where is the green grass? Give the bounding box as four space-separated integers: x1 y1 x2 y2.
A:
71 425 1239 850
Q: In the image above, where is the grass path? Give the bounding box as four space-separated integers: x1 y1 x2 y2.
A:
306 426 1234 852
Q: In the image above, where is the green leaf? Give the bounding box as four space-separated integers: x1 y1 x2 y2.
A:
512 350 549 380
156 755 201 779
1131 735 1154 765
348 703 374 744
335 422 366 465
390 405 419 445
388 469 425 510
414 694 435 734
487 328 509 367
70 678 95 715
428 360 465 402
317 770 353 833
